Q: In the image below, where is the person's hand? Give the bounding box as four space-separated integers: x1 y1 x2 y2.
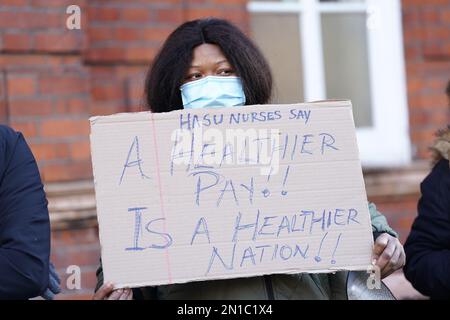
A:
93 282 133 300
41 262 61 300
372 233 406 279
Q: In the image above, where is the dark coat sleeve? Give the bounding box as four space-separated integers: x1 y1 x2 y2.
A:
404 159 450 299
0 125 50 299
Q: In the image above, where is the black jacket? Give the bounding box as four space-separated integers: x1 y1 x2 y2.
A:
404 158 450 299
0 125 50 299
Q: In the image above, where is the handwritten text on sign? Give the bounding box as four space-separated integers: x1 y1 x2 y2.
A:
90 101 373 288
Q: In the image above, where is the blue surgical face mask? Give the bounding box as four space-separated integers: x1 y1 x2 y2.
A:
180 76 246 109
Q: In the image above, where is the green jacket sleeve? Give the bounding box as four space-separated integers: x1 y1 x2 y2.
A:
368 202 398 238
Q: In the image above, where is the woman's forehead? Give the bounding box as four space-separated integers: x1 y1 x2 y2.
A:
190 43 229 67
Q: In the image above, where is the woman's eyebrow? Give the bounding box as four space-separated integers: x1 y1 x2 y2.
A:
215 59 228 65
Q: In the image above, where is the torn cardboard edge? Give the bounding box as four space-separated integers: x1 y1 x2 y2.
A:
89 100 352 125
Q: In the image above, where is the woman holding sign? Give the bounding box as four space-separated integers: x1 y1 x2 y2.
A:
93 18 405 300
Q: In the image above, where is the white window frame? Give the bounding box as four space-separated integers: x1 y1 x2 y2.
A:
248 0 411 167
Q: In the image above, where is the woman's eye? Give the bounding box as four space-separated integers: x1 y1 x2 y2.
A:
218 69 234 76
186 73 202 81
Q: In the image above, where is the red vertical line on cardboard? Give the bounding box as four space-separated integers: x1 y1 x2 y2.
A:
150 111 173 284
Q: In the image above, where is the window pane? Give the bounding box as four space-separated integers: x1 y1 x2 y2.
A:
321 13 372 127
250 13 304 104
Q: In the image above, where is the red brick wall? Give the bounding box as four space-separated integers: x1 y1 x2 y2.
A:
402 0 450 160
51 226 100 300
0 0 91 182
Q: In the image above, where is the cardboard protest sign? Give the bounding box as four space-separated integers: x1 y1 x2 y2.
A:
90 100 374 289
